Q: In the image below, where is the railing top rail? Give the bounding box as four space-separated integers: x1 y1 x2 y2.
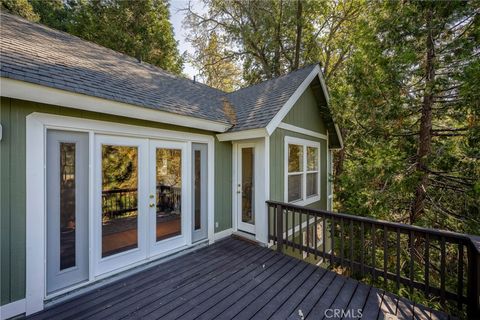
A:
266 200 480 253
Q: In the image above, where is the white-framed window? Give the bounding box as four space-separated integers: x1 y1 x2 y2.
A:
284 136 321 205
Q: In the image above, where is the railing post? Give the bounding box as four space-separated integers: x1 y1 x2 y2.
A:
467 237 480 320
276 204 283 252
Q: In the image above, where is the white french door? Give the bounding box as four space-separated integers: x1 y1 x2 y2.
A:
148 140 189 256
94 136 189 275
94 135 149 275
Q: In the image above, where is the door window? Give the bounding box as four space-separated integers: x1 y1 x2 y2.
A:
155 148 182 242
101 145 139 257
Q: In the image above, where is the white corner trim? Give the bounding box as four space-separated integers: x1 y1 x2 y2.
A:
216 128 267 142
265 65 321 135
0 299 26 320
1 77 231 133
278 122 328 140
214 228 234 241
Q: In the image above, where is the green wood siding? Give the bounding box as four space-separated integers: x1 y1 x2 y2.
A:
282 86 327 135
0 97 232 305
269 128 327 210
269 86 329 210
214 139 232 232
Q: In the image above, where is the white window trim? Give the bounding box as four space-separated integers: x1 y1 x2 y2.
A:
25 113 216 315
284 136 321 206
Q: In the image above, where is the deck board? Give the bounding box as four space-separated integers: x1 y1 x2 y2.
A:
27 237 452 320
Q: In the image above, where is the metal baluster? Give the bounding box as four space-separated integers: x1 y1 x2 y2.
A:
322 215 326 261
409 230 414 292
314 213 318 259
396 228 401 291
331 217 335 266
440 236 446 306
372 224 376 281
384 225 388 288
340 218 344 266
350 220 354 272
425 233 430 297
306 210 310 257
361 222 365 278
458 243 464 310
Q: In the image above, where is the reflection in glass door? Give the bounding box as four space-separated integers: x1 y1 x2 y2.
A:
95 135 147 275
149 140 186 255
101 145 139 257
237 145 255 234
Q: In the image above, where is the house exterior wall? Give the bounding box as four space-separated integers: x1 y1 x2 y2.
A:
269 87 328 211
282 86 328 136
0 97 233 306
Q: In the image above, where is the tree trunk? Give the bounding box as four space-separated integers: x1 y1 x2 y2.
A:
411 6 435 224
293 0 302 70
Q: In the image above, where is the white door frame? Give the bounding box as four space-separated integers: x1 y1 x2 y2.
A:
25 113 215 315
236 142 256 234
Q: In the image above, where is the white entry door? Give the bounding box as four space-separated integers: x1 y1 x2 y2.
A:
148 140 188 256
236 144 256 234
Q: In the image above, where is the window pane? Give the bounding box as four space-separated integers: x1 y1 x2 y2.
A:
288 144 303 172
307 172 318 197
288 174 303 202
60 143 76 269
194 150 201 230
307 147 318 171
101 145 138 258
156 148 182 241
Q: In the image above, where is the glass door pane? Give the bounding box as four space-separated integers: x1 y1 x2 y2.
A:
241 147 254 224
192 143 208 243
101 145 139 257
155 148 182 241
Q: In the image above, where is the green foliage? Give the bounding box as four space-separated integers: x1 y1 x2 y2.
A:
1 0 39 21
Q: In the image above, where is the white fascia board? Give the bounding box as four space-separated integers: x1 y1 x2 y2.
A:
216 128 268 141
333 123 344 149
0 77 231 133
265 65 321 135
278 122 328 140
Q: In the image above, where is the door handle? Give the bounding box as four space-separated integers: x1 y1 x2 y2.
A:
149 203 155 208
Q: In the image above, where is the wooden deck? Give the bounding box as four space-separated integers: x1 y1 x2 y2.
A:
28 237 453 320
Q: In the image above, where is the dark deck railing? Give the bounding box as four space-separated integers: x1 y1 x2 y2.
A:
266 200 480 319
102 185 181 218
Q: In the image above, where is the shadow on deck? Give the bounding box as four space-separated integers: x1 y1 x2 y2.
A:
27 237 452 320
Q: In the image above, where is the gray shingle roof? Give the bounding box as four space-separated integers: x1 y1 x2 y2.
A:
225 65 317 131
0 12 229 125
0 12 322 133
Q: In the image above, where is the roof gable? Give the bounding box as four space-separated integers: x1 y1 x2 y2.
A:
0 12 342 146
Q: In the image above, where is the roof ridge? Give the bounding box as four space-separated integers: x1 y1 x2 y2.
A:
228 63 319 95
0 11 225 94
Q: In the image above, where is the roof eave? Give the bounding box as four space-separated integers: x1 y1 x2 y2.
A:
1 77 232 133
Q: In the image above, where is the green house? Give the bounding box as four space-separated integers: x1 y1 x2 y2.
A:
0 12 342 317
